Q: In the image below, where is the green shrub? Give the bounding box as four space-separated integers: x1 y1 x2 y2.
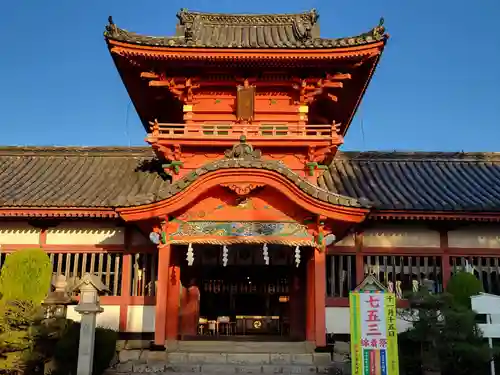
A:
446 271 484 308
0 300 47 374
0 248 52 304
0 249 54 374
52 320 118 375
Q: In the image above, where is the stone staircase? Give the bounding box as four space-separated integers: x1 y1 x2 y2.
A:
108 341 336 374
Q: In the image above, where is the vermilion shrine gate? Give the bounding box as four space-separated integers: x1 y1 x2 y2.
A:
105 9 387 348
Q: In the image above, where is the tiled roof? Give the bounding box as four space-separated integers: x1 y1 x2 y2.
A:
115 155 365 209
0 146 364 209
1 147 500 213
0 147 169 208
319 151 500 212
104 10 387 49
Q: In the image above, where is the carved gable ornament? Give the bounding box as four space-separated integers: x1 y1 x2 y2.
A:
224 136 262 160
221 183 264 196
354 274 388 293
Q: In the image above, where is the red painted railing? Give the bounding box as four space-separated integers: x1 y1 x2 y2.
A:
149 121 336 140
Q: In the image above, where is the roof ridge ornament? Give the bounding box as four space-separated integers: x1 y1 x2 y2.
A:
105 16 118 38
224 136 262 160
373 17 386 39
176 8 320 26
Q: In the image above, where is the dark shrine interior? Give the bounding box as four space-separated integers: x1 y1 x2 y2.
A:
192 265 291 317
179 245 308 338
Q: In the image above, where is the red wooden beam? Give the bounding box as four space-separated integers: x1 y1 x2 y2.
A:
0 244 155 253
73 296 155 306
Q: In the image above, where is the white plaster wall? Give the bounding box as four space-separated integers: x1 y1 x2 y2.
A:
46 221 125 245
325 307 412 335
0 221 40 245
335 233 355 247
127 306 155 333
448 225 500 248
363 224 440 248
63 305 416 335
66 305 120 331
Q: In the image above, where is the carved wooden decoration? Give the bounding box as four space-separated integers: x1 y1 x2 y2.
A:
236 83 256 122
221 183 265 196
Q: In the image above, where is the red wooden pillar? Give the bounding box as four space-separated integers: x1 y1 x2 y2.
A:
154 244 171 347
119 227 133 332
440 231 451 289
166 264 181 340
355 232 365 285
313 249 327 347
356 254 365 285
119 253 132 332
306 253 315 342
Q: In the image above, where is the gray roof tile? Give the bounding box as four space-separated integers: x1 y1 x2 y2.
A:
319 152 500 212
0 147 168 208
104 10 387 49
2 147 500 213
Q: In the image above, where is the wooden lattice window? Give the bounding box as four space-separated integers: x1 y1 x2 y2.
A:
326 254 356 298
48 252 124 296
364 255 443 297
131 252 158 297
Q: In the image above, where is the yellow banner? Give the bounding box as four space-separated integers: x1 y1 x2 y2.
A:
350 291 399 375
350 293 362 375
384 293 399 375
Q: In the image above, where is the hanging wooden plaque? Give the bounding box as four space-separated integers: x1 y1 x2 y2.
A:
236 85 256 122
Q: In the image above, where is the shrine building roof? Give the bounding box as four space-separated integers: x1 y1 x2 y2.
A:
104 9 387 49
1 147 500 219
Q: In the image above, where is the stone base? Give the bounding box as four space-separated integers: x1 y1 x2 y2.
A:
107 341 348 375
111 363 334 374
110 346 335 374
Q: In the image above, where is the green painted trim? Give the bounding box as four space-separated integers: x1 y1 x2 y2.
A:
163 161 184 174
305 162 318 176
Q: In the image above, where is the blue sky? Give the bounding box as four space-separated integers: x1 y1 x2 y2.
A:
0 0 498 151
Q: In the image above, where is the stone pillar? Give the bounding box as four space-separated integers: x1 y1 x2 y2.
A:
154 243 171 347
72 273 108 375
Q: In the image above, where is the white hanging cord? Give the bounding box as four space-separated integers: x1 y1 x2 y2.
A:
294 246 301 268
186 243 194 266
222 245 229 267
262 243 269 265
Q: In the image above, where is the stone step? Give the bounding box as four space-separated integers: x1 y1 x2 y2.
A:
119 351 331 366
112 363 331 374
117 340 316 353
173 341 315 353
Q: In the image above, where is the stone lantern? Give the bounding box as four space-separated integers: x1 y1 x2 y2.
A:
42 274 75 319
72 273 109 375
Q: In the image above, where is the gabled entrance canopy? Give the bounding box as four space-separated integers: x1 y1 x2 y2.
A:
116 139 371 247
115 140 371 348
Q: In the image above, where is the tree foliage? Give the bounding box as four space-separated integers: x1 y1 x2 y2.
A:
446 271 484 308
0 249 52 304
0 249 55 374
0 299 53 374
399 284 493 375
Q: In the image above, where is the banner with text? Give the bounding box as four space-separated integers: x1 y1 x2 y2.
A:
350 291 399 375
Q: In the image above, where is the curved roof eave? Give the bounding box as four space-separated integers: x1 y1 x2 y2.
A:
104 15 388 52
